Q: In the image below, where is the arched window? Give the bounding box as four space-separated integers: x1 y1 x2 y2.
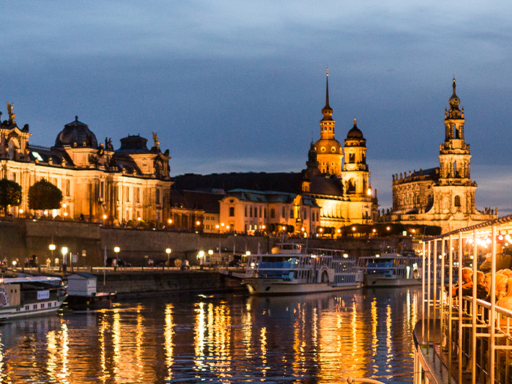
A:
454 195 461 207
229 207 235 217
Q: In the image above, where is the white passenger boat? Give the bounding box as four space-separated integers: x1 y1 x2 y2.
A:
0 275 67 320
358 253 422 287
242 243 362 295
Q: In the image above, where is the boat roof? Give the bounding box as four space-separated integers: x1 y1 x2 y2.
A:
359 253 419 259
1 276 62 284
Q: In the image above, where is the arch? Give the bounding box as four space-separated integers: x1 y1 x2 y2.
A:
454 195 461 207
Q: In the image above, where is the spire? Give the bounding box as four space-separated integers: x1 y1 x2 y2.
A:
325 68 330 109
448 76 461 117
321 68 333 120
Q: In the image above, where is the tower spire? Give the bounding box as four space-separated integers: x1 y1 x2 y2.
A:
325 68 330 109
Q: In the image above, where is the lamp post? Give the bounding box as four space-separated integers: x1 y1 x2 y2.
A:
49 244 56 268
61 246 68 276
114 246 120 261
166 248 172 267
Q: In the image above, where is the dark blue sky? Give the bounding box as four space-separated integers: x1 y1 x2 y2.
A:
2 1 511 212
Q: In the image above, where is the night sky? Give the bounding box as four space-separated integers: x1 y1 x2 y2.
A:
2 1 511 212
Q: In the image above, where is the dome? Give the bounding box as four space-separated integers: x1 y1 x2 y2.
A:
54 116 98 148
314 138 343 154
116 135 149 153
347 119 364 139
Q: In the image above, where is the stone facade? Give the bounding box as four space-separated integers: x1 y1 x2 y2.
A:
218 189 320 235
386 79 497 233
0 104 172 225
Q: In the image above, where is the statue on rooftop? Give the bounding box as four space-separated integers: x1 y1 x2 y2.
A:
6 102 15 124
152 132 160 149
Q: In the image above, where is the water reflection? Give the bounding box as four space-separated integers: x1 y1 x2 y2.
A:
0 287 419 383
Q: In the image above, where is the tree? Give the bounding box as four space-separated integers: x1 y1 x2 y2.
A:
0 179 22 215
28 179 63 211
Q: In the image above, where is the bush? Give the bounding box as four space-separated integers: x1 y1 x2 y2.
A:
0 179 22 215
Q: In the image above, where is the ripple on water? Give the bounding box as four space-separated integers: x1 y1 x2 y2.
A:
0 287 420 383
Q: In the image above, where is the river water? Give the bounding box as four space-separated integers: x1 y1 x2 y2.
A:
0 287 421 383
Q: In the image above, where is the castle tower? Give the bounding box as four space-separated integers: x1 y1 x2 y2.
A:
434 78 476 214
342 119 370 199
314 69 343 177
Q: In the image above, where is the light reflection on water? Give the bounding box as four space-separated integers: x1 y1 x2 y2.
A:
0 287 419 383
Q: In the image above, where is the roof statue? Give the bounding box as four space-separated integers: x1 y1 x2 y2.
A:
6 102 15 125
152 132 160 149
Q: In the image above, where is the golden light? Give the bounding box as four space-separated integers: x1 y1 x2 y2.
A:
221 223 225 226
196 221 200 226
168 218 173 224
372 228 376 233
215 224 219 229
166 248 172 254
412 229 416 233
386 226 391 231
208 250 213 255
49 244 56 251
198 250 205 257
114 246 120 253
12 260 16 266
282 226 286 231
352 227 356 231
319 228 323 232
103 214 107 219
137 217 141 221
343 253 349 258
367 188 372 196
19 209 23 213
44 210 48 215
61 246 68 256
63 204 67 208
246 251 251 256
64 212 68 217
262 225 266 229
226 225 230 229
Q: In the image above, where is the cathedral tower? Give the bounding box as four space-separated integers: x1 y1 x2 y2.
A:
342 119 370 199
434 78 476 214
314 69 343 176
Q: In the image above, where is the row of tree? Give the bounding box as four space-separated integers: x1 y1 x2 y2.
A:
0 179 63 215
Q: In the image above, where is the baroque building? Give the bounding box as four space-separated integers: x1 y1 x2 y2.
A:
173 71 378 237
387 79 497 232
303 71 378 232
0 104 172 224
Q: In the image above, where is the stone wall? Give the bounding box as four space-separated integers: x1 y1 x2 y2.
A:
90 271 244 295
0 218 411 267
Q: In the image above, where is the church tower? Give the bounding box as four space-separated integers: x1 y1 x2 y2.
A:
314 69 343 177
342 119 371 199
433 78 476 214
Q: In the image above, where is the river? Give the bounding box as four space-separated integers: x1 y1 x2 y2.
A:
0 286 420 383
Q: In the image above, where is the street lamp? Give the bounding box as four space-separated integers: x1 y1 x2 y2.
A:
198 250 205 265
61 246 68 276
166 248 172 266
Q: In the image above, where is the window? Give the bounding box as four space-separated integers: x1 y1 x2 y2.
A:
33 304 37 310
282 207 285 218
303 210 307 220
126 187 130 202
25 305 29 310
229 207 235 217
250 207 253 217
245 206 247 217
290 209 294 219
264 208 267 218
349 153 355 163
41 303 45 308
454 195 461 207
136 187 140 203
156 189 160 204
270 209 275 219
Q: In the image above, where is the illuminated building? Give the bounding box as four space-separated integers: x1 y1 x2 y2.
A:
0 106 172 224
387 79 497 232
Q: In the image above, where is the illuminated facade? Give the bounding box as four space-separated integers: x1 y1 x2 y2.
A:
303 72 378 232
388 79 497 232
218 189 320 235
0 105 172 224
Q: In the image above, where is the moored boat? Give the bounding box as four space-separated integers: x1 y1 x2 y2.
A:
242 243 362 295
0 275 66 320
358 253 422 287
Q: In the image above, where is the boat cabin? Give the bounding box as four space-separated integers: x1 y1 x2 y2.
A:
67 273 97 297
